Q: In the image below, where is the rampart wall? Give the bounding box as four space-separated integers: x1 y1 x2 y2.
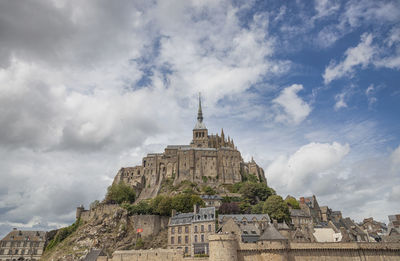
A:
79 204 120 222
110 239 400 261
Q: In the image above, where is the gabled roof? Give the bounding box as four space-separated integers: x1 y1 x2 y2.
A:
1 230 46 241
170 213 194 225
219 214 270 223
258 224 287 241
290 209 311 217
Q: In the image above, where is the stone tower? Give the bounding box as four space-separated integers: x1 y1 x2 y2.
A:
192 93 208 148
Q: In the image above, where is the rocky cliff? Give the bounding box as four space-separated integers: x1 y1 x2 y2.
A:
42 206 169 260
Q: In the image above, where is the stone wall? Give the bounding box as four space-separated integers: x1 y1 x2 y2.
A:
109 239 400 261
111 249 185 261
130 215 169 237
79 204 120 222
237 241 400 261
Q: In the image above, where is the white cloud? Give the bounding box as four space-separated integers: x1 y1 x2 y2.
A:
272 84 311 125
267 142 350 192
334 92 348 110
314 0 340 19
390 145 400 172
323 33 376 84
0 0 291 237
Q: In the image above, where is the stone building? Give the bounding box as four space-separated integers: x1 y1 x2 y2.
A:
218 214 271 243
299 195 322 223
113 96 266 200
200 195 222 209
289 209 312 229
168 206 216 256
0 229 46 261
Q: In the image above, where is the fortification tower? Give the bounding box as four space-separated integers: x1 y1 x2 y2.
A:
192 93 209 148
209 234 238 261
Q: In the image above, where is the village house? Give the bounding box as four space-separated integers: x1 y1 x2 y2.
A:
168 206 216 256
0 229 46 261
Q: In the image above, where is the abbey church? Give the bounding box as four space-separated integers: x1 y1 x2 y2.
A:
113 96 266 200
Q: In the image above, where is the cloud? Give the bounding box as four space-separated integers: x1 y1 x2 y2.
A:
313 0 340 19
0 0 292 237
323 33 376 84
334 92 347 110
390 145 400 172
273 84 312 125
267 142 350 192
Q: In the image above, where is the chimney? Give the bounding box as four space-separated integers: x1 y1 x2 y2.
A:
171 209 177 217
193 204 198 214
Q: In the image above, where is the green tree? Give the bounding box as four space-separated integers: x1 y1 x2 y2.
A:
239 182 275 204
262 195 290 223
239 201 252 214
105 182 136 204
285 197 300 209
251 201 264 214
155 196 173 216
203 186 216 195
242 173 259 183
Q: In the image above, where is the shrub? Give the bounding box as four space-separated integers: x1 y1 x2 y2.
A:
45 219 81 251
105 182 136 204
285 197 300 209
202 186 216 195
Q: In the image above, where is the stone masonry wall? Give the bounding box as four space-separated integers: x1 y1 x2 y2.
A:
109 239 400 261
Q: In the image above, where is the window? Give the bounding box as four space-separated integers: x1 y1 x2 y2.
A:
185 226 189 233
208 224 212 232
178 227 182 233
194 235 198 243
171 237 175 244
178 236 181 244
171 227 175 234
201 225 204 232
21 249 25 255
185 236 188 244
194 226 198 233
185 247 188 253
201 234 204 242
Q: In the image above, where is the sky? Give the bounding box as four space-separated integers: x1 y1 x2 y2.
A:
0 0 399 238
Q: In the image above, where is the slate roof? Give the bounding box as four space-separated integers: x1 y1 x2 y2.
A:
170 213 194 226
193 207 216 222
258 224 287 241
290 209 310 217
1 230 46 241
170 207 216 225
219 214 270 223
166 145 191 149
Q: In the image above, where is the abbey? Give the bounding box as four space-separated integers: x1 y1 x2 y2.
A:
113 96 266 200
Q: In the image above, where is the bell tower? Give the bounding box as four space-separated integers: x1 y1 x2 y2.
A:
192 93 208 148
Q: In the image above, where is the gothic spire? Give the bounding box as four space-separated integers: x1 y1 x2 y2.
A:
194 93 206 130
197 93 203 123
